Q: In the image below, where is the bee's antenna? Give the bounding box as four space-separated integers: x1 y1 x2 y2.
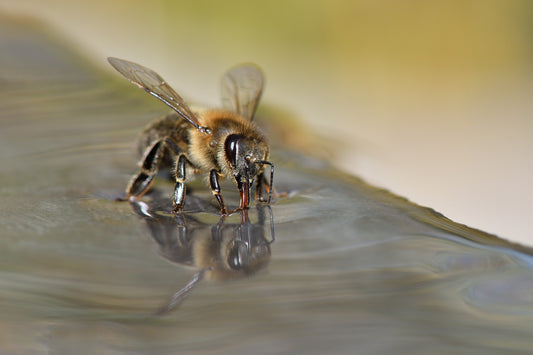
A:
259 161 274 204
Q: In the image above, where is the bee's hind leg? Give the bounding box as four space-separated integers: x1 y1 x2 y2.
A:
123 140 165 200
121 136 189 213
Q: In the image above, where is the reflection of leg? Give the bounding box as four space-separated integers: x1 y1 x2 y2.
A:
126 140 164 198
209 169 228 215
173 213 188 245
211 214 227 241
173 154 187 213
156 268 210 315
266 205 275 243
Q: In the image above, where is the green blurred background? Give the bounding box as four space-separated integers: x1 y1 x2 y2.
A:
1 0 532 244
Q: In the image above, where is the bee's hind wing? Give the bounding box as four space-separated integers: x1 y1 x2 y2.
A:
221 64 264 121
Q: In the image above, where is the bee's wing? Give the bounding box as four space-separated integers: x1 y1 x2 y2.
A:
221 64 264 121
108 57 205 132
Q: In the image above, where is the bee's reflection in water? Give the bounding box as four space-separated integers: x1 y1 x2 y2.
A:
129 195 275 314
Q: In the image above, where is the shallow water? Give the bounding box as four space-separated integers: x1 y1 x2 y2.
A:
2 15 533 354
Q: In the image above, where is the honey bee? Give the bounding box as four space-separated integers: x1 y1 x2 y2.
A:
108 57 274 214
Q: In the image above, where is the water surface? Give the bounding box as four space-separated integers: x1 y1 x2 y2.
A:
1 15 533 354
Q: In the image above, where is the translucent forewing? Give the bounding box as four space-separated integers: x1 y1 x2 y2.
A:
221 64 264 121
108 57 208 133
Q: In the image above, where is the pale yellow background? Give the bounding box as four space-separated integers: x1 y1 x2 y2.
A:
2 1 532 244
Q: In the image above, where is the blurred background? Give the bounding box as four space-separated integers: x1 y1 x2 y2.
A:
1 0 532 245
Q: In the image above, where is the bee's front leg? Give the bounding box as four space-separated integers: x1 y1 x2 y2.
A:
209 169 229 215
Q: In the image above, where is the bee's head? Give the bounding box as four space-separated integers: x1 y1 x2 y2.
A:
224 134 272 209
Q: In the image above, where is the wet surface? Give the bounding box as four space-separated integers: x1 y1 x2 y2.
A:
2 15 533 354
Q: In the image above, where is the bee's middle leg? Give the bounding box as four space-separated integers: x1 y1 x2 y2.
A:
172 154 188 213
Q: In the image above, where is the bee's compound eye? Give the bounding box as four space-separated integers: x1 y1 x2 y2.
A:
224 134 242 168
